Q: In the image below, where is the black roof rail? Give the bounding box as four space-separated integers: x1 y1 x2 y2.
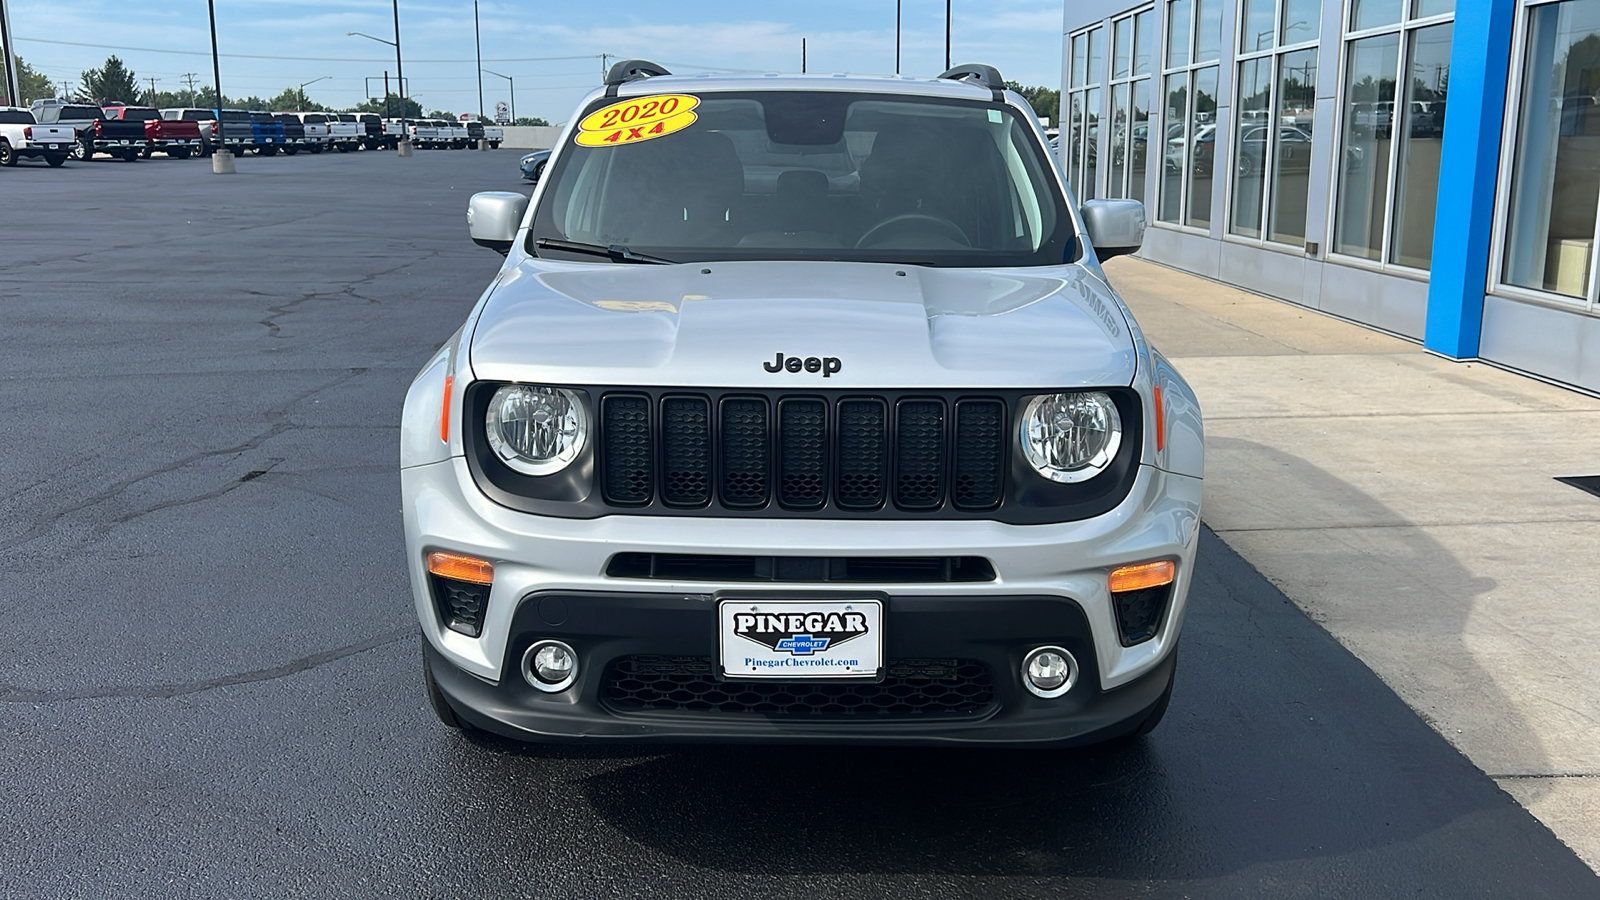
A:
938 64 1006 102
604 59 672 97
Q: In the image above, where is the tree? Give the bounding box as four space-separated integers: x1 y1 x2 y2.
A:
354 94 422 118
0 55 55 106
265 87 329 112
78 55 140 105
511 116 550 127
1006 80 1060 127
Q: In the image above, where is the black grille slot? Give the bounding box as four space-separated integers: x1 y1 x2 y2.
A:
601 394 653 505
604 656 995 717
835 399 888 509
661 396 712 507
777 398 827 509
606 553 996 583
894 399 947 510
719 397 771 508
952 399 1006 510
428 574 489 637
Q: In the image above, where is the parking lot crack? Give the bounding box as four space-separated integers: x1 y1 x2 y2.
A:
0 627 413 703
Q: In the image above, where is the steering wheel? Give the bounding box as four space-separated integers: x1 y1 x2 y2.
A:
854 213 972 249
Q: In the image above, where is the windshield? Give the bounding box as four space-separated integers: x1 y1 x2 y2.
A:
530 90 1071 267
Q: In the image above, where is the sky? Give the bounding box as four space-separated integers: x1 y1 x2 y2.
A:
4 0 1066 122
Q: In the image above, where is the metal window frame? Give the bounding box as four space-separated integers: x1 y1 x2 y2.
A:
1067 23 1108 200
1107 6 1158 200
1223 0 1322 247
1487 0 1600 315
1157 0 1225 233
1322 0 1456 276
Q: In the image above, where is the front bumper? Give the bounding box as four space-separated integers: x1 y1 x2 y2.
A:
427 591 1179 746
404 455 1201 744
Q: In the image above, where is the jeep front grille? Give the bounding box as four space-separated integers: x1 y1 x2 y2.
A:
596 392 1006 513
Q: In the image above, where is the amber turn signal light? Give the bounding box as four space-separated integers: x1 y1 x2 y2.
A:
439 375 454 443
428 551 493 585
1109 560 1176 593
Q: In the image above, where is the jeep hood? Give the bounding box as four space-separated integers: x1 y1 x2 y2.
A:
468 259 1136 389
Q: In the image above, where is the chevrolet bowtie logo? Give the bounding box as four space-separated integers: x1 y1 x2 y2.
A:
774 634 831 655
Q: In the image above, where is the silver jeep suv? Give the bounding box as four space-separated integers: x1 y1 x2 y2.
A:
401 60 1204 747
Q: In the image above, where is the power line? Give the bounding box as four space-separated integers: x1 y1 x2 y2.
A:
14 36 604 65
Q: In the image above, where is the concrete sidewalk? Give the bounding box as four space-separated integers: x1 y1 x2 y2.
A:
1105 257 1600 871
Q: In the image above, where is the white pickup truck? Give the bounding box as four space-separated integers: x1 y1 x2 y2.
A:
483 125 504 149
295 113 334 153
325 113 363 152
0 107 76 167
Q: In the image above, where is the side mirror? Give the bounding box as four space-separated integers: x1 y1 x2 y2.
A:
467 191 530 256
1080 199 1146 261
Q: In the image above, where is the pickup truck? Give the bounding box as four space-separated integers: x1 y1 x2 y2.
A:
161 108 219 153
211 109 258 153
484 125 503 149
274 113 308 155
445 120 471 149
247 111 287 155
0 107 75 167
355 113 385 150
406 118 441 149
326 113 362 152
103 106 202 159
30 100 146 161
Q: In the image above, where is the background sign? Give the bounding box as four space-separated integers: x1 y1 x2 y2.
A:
495 101 510 124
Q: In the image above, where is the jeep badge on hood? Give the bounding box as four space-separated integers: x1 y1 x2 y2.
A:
764 352 842 377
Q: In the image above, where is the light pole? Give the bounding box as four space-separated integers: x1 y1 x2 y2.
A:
348 24 404 112
207 0 234 173
473 0 484 121
895 0 901 75
298 75 330 109
2 0 21 105
945 0 952 70
482 69 513 123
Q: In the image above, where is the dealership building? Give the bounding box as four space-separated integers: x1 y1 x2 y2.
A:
1060 0 1600 392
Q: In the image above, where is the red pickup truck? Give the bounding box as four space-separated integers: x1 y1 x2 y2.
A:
102 106 203 159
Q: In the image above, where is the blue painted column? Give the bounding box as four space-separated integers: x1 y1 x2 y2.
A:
1423 0 1516 358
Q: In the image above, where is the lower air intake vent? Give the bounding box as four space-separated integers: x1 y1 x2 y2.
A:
428 574 489 637
603 656 995 716
606 553 996 583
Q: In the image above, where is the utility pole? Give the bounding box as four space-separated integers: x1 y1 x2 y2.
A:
148 77 159 105
391 0 405 117
1 0 20 106
802 38 806 74
601 53 611 78
182 72 199 106
384 70 391 119
895 0 901 74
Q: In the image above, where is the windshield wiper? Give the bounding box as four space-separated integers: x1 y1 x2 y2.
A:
534 238 676 265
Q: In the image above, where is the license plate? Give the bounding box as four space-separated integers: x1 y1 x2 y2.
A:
47 144 59 150
718 598 882 679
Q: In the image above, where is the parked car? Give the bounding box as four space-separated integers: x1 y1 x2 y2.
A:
465 119 485 147
410 61 1203 748
484 124 504 149
161 107 220 153
0 107 75 167
103 106 202 159
30 100 146 161
274 113 308 155
293 112 332 153
325 113 362 152
247 111 287 155
518 148 550 182
354 113 385 150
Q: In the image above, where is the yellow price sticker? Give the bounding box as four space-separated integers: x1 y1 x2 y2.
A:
575 94 700 148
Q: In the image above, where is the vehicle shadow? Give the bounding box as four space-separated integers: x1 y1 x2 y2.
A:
440 438 1562 883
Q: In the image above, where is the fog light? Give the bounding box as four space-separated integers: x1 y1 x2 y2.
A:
1022 646 1078 699
521 640 578 693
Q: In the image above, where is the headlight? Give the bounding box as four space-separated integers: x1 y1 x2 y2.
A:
485 385 587 475
1020 392 1122 483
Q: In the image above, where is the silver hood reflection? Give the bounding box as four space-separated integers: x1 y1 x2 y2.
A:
468 259 1137 389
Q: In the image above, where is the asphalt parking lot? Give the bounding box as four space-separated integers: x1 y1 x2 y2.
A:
1 152 1596 899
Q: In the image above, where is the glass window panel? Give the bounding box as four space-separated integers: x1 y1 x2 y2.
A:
1115 17 1134 79
1168 0 1193 67
1187 66 1219 228
1241 0 1276 52
1073 34 1087 87
1351 0 1403 31
1333 34 1400 260
1411 0 1454 17
1231 58 1273 237
1196 0 1223 61
1111 83 1132 197
1282 0 1320 45
1131 79 1151 203
1503 0 1600 299
1161 72 1189 221
1085 87 1103 199
1390 23 1452 268
1069 92 1086 194
1269 48 1319 244
1089 28 1107 85
1134 10 1155 76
